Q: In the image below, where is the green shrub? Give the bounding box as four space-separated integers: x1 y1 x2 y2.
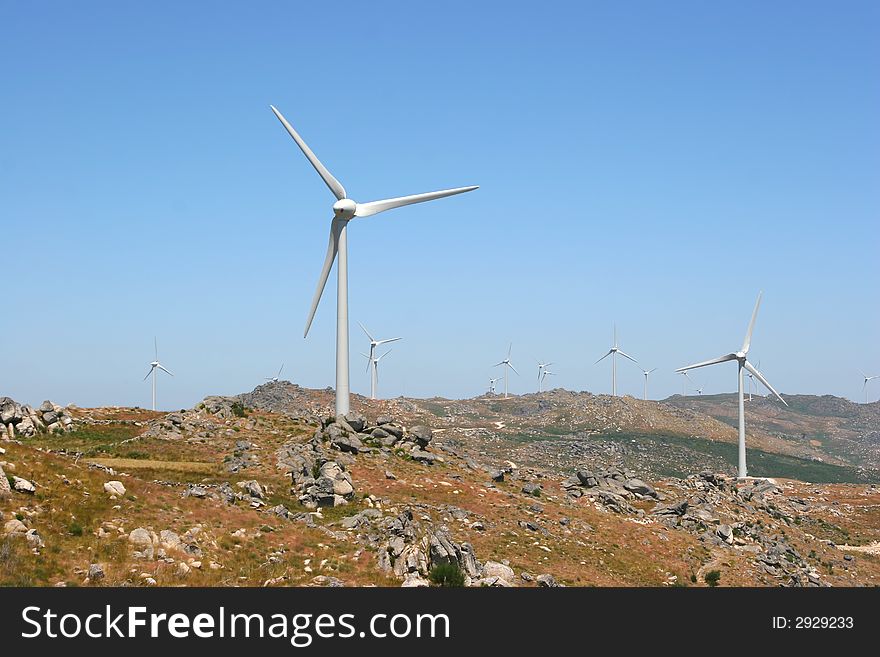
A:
704 570 721 587
231 402 248 418
68 522 84 537
428 563 466 587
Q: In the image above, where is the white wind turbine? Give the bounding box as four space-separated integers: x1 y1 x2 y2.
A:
493 344 518 399
143 337 173 411
537 361 553 392
361 348 393 400
676 292 787 478
861 371 879 404
640 368 657 401
270 105 477 417
265 364 284 382
359 322 402 400
540 368 556 390
594 325 638 396
488 377 502 395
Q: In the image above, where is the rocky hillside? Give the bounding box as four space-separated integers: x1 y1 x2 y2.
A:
2 382 879 588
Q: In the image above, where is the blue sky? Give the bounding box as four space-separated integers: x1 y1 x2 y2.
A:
2 1 878 409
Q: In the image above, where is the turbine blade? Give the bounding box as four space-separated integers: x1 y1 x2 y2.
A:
741 291 763 354
379 349 393 360
154 336 158 361
278 364 284 377
362 353 371 373
617 349 638 364
143 367 154 381
508 362 519 375
676 353 738 372
269 105 346 200
157 364 174 376
743 360 787 405
493 361 506 367
648 368 657 373
358 322 375 343
376 337 402 345
304 217 343 338
354 186 478 218
594 350 613 365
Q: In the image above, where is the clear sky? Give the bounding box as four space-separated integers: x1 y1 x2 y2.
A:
2 1 878 409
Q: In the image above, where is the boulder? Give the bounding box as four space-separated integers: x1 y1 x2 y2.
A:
3 518 27 535
38 400 54 413
489 469 505 482
87 564 105 581
536 574 560 587
159 530 183 552
376 415 393 426
521 483 541 496
482 561 516 585
623 478 656 498
410 425 433 448
128 528 155 559
342 412 367 433
12 476 36 494
401 573 430 587
104 481 126 497
330 432 364 454
237 480 265 499
410 448 437 464
0 465 11 499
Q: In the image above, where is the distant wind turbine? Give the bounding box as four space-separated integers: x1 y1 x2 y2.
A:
594 325 637 396
270 105 477 417
540 369 556 390
861 371 879 404
695 386 704 396
493 344 518 399
143 337 173 411
265 364 284 382
678 370 691 396
359 322 402 400
537 361 553 392
488 377 501 395
676 292 787 478
362 349 393 400
641 368 657 401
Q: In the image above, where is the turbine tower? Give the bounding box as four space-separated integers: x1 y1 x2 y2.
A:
270 105 477 417
861 371 879 404
640 368 656 401
143 337 173 411
676 292 787 478
594 325 637 396
537 361 553 392
359 322 402 400
362 349 393 400
265 364 284 382
493 344 518 399
488 377 501 395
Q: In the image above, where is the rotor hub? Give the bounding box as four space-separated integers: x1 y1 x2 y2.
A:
333 198 357 219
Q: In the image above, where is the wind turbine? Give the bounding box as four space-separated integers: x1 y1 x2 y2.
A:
676 292 787 478
678 371 690 396
359 322 402 400
640 368 656 401
270 105 477 417
594 325 637 396
361 349 393 400
143 337 173 411
540 369 556 390
493 344 518 399
265 364 284 382
861 371 879 404
695 386 704 396
488 377 501 395
537 361 553 392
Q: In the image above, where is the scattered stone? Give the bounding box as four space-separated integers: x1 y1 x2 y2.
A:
536 574 560 587
12 476 35 494
104 481 126 497
87 564 105 581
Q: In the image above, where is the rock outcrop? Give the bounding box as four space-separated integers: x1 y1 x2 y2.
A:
1 397 74 438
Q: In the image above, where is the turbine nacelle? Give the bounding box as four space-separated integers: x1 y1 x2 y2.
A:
332 198 357 219
736 351 746 360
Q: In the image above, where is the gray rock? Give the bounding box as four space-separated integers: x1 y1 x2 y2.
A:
521 483 541 496
716 524 733 544
482 561 516 584
489 469 505 482
87 563 105 581
536 574 560 587
376 415 393 426
342 412 367 433
0 465 11 499
385 470 397 480
4 518 27 535
128 528 155 559
410 448 437 464
12 476 35 494
38 400 54 413
331 432 364 454
623 478 656 498
237 480 265 499
382 424 405 440
104 481 126 497
410 425 433 448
